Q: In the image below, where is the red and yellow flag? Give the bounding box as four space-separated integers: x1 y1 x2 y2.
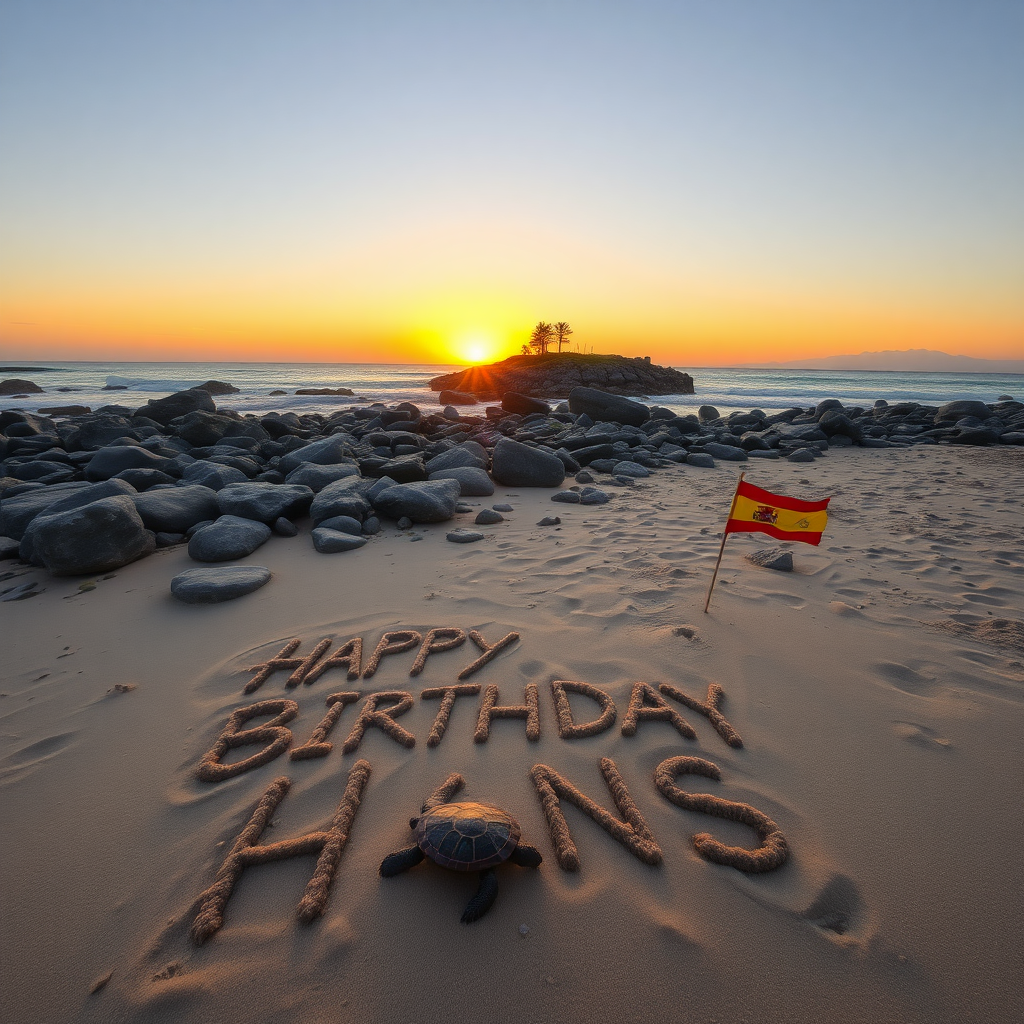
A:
724 479 830 546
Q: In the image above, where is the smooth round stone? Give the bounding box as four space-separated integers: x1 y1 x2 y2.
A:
579 488 609 505
171 566 272 604
446 529 484 543
787 448 818 463
492 504 514 512
551 490 582 503
685 453 716 468
474 509 504 525
312 528 367 553
317 514 363 536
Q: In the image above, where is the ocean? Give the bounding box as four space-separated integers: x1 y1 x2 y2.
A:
1 359 1021 419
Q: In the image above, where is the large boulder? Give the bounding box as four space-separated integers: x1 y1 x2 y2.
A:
132 484 220 532
136 389 216 425
188 515 272 562
0 378 45 395
0 481 97 539
175 411 248 447
427 466 496 496
371 479 461 523
309 475 376 524
17 480 139 559
170 565 271 603
28 494 155 575
278 435 356 475
935 400 991 423
502 392 550 416
424 445 489 473
490 437 565 487
181 460 250 491
284 461 360 492
84 445 176 481
216 482 313 523
568 387 650 427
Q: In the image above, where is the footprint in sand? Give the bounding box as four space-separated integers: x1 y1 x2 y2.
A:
801 874 863 936
0 731 78 782
872 662 937 696
892 722 952 749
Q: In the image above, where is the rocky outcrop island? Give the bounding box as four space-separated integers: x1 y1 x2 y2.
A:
429 353 694 400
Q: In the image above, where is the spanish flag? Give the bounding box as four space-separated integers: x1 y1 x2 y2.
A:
724 479 830 546
705 473 831 612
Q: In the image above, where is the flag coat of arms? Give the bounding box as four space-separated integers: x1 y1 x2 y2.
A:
724 479 830 546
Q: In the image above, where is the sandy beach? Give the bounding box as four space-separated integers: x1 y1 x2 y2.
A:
2 443 1022 1024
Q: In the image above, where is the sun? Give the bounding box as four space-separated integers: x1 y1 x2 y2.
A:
456 333 497 364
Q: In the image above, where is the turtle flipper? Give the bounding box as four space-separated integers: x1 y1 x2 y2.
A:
379 846 425 877
510 843 542 868
461 867 498 924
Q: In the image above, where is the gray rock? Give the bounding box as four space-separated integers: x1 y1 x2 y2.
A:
181 460 249 490
551 490 582 503
137 388 216 426
475 508 504 525
397 516 413 530
697 405 720 423
317 514 363 536
703 442 747 462
685 453 716 468
375 454 428 483
217 482 313 523
155 531 185 547
424 445 489 473
84 445 175 481
362 516 381 534
170 565 272 603
133 484 220 532
580 488 610 505
372 479 461 523
935 400 990 423
501 392 550 416
490 437 565 488
1 580 43 601
427 466 495 496
279 435 356 475
818 410 863 441
612 461 650 477
309 475 375 524
29 494 155 575
537 516 561 526
813 399 844 421
312 527 367 553
0 535 20 558
493 503 514 512
272 516 299 537
188 515 272 562
1 479 135 540
446 528 485 543
746 548 794 571
112 468 177 490
574 470 595 484
284 461 360 491
568 387 650 427
438 390 477 405
787 448 818 462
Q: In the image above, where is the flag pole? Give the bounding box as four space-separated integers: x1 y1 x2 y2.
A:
704 471 744 614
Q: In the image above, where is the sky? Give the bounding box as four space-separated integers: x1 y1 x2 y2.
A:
1 0 1022 367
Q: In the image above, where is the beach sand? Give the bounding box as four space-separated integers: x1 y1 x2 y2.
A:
2 445 1022 1024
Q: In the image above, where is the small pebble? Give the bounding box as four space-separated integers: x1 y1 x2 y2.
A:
519 924 530 937
537 516 561 526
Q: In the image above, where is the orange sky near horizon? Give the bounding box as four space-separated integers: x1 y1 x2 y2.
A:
1 4 1021 369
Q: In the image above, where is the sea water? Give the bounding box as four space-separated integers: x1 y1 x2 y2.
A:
1 359 1021 418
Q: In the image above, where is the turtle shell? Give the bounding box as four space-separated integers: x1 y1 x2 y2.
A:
415 801 521 872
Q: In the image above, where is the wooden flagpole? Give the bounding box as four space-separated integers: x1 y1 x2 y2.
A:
704 471 744 613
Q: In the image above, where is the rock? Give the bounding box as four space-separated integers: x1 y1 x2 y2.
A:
295 387 354 396
0 378 44 395
490 437 565 488
372 479 461 523
112 468 177 490
475 509 504 525
697 405 720 423
132 484 221 532
612 461 650 477
374 454 428 482
537 516 561 526
574 469 595 483
746 547 794 571
311 527 367 552
188 515 272 562
935 400 990 423
493 503 514 512
685 453 716 468
813 399 844 421
216 482 313 523
193 380 240 395
175 411 250 447
568 387 650 427
155 531 185 547
170 566 272 603
424 445 489 473
397 516 413 530
272 516 299 537
703 442 747 461
551 490 582 503
316 514 363 536
818 410 863 441
28 494 155 575
2 479 134 540
37 405 91 416
0 535 20 558
427 466 495 496
787 448 818 463
84 445 175 481
446 529 484 543
181 460 249 491
502 392 550 416
284 461 359 491
278 436 356 474
951 427 1002 445
136 388 216 425
438 390 477 405
362 516 381 535
1 580 42 600
310 476 375 524
579 488 610 504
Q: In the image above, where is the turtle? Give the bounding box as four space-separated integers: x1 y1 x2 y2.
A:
379 800 543 923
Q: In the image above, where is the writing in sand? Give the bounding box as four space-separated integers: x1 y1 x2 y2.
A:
187 626 789 943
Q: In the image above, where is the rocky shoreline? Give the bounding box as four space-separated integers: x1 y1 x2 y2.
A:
1 384 1021 600
428 353 695 399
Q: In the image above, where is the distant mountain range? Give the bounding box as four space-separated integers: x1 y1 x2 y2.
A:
745 349 1024 373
